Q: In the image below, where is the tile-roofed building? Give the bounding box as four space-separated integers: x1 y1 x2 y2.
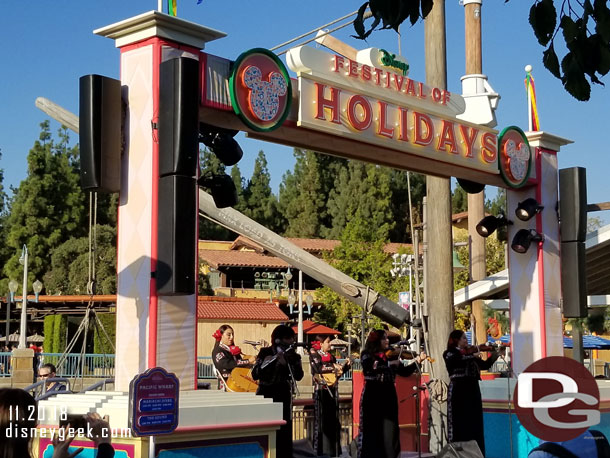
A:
198 236 414 300
197 296 288 321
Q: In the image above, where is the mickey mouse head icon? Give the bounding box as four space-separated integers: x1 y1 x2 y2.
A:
243 65 288 122
505 138 530 181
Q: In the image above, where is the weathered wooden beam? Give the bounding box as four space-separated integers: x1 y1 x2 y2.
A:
198 189 411 328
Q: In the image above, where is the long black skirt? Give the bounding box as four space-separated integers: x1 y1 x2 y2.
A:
358 380 400 458
313 386 341 456
448 377 486 456
257 384 293 458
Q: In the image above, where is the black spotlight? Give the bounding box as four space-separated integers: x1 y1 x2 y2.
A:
199 123 244 166
476 213 512 238
511 229 544 254
457 178 485 194
515 198 544 221
198 174 238 208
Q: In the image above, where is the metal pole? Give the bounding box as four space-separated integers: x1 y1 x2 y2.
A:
19 246 28 349
414 231 422 351
158 0 163 13
5 299 10 348
298 270 304 351
572 323 584 364
409 263 414 348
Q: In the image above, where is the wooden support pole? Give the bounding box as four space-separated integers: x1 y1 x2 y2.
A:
424 0 452 452
464 0 488 347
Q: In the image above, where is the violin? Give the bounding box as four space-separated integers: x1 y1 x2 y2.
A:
385 346 435 364
460 343 504 355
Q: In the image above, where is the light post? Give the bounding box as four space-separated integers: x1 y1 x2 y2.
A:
7 280 18 348
18 245 28 349
297 270 304 352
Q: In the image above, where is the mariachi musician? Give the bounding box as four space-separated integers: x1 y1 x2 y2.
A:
358 329 427 458
443 329 504 457
211 324 256 386
309 334 351 457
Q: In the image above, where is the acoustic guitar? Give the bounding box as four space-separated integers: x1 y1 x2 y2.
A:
226 354 259 392
314 372 339 388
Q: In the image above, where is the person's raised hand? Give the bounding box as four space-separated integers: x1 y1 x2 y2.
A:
85 412 112 446
52 425 84 458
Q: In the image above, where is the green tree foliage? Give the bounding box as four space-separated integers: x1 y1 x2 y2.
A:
354 0 610 101
388 171 425 243
279 149 347 238
3 122 86 290
93 313 116 355
231 165 247 213
326 161 395 240
51 314 68 354
43 225 117 295
313 213 411 336
243 151 283 233
451 185 468 213
43 315 55 353
486 188 506 216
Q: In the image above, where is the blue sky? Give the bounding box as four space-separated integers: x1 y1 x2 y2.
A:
1 1 608 223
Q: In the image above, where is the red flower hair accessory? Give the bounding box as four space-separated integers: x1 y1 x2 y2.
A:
212 329 222 341
229 345 242 356
368 330 380 342
311 340 321 351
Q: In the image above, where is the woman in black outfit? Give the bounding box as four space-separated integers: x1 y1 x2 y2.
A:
310 334 351 457
211 324 256 387
358 329 427 458
443 329 503 457
252 324 304 458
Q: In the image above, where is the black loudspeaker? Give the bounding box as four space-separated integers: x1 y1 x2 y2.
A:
79 75 122 192
559 167 587 242
437 441 484 458
157 175 196 295
561 241 587 318
158 57 199 177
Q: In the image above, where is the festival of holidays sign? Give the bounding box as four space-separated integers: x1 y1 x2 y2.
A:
286 46 499 175
129 367 179 436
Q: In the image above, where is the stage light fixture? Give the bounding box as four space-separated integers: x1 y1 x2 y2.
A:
511 229 544 254
456 178 486 194
199 123 243 166
515 198 543 221
197 173 238 208
475 213 512 238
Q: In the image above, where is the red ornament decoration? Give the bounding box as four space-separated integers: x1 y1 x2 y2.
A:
321 352 332 363
229 345 242 356
212 329 222 341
